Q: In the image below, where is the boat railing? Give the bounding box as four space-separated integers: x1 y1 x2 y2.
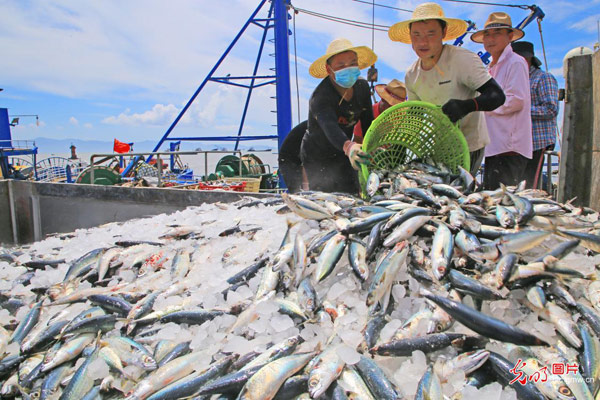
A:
89 150 243 187
0 139 37 150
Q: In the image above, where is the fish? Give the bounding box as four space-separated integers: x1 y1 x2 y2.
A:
237 352 315 399
415 366 443 400
314 234 347 282
366 241 408 307
354 355 399 399
145 355 234 400
308 345 345 398
348 239 369 281
371 333 469 356
422 291 548 346
125 351 205 400
430 221 453 281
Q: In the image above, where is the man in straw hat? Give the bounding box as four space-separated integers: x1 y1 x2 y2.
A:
471 12 532 190
511 41 558 189
301 38 377 194
353 79 407 141
389 2 506 176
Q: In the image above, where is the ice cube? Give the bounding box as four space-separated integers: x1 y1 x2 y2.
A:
88 358 110 380
480 382 503 400
392 284 406 302
339 329 363 349
270 314 294 332
336 344 360 365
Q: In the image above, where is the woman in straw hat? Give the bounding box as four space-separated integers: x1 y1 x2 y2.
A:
353 79 407 141
301 38 377 194
389 2 506 175
471 12 532 190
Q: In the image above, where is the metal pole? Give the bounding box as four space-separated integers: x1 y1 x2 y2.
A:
234 2 275 151
205 152 208 180
274 0 292 151
7 179 18 244
90 156 95 185
146 0 269 162
157 155 162 187
545 152 552 194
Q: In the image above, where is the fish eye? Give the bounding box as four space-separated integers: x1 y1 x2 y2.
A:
436 324 443 332
559 386 572 396
309 379 318 388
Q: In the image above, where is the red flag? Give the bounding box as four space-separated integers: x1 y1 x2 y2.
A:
113 139 131 154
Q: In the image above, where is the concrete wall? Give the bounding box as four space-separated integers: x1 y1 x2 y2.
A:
0 180 273 245
591 50 600 211
557 54 594 206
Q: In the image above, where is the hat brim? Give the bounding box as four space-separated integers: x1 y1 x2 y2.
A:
470 27 524 43
309 46 377 79
375 84 406 106
388 17 468 44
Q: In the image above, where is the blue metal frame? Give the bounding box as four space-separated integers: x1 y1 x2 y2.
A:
124 0 292 177
452 20 477 47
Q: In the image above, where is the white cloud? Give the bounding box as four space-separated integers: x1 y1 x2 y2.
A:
102 103 180 126
83 123 93 129
69 116 78 125
570 14 600 33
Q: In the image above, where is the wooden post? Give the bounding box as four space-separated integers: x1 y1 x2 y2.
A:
590 51 600 211
557 55 594 206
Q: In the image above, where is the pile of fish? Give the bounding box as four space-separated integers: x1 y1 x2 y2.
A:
1 160 600 400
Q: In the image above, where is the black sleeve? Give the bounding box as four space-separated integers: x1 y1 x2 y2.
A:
475 78 506 111
445 77 506 119
309 87 353 152
278 120 307 161
357 80 374 136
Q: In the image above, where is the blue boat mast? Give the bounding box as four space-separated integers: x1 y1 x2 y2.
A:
128 0 292 178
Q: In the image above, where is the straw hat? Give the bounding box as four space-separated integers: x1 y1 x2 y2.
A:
388 3 468 44
471 12 524 43
309 38 377 79
375 79 407 105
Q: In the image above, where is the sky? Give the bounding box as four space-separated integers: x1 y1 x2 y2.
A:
1 0 599 152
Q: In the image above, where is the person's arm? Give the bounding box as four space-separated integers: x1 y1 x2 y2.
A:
406 80 420 101
352 121 363 144
309 94 350 152
531 73 558 120
441 78 506 122
486 61 529 116
357 80 374 137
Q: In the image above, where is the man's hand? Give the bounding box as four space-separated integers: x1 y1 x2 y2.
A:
344 141 370 170
441 99 475 123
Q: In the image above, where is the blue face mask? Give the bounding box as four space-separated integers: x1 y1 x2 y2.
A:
334 66 360 88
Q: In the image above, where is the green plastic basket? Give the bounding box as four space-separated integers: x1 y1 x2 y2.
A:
359 100 470 191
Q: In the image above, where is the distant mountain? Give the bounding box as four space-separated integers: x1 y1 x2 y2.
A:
32 137 275 154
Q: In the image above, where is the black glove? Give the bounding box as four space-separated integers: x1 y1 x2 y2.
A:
441 99 475 123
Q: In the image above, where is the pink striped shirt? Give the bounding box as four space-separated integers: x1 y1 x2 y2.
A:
484 45 532 158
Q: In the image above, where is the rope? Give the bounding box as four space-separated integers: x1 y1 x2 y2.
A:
537 18 549 73
439 0 530 9
371 0 375 51
293 6 391 31
351 0 412 13
536 17 561 143
293 9 301 125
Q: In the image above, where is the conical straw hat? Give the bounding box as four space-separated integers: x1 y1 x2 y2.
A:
309 38 377 79
375 79 407 105
388 3 468 44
